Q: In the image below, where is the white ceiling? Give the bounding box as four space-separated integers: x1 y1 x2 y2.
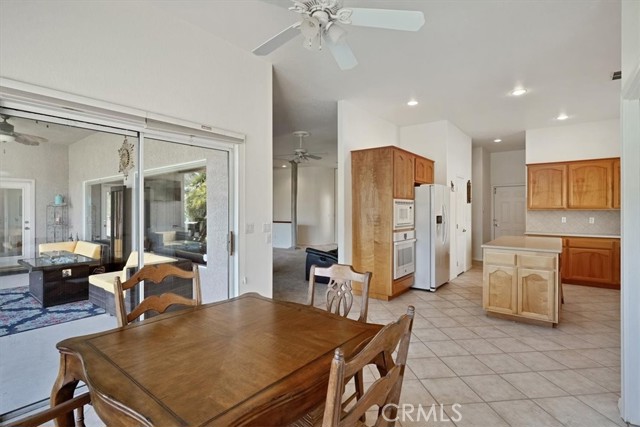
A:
154 0 620 168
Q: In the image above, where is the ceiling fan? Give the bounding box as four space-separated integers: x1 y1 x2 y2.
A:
253 0 425 70
275 131 324 163
0 115 48 146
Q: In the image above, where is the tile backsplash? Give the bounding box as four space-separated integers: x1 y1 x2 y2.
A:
526 210 620 236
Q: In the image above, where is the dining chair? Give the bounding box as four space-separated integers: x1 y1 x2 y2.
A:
6 392 90 427
114 263 201 327
307 263 372 323
321 306 415 427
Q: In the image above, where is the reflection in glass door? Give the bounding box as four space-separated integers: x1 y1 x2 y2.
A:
0 179 34 266
143 137 230 303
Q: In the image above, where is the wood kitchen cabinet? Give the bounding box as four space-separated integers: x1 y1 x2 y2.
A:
414 155 434 185
482 237 561 326
568 159 613 209
564 237 620 288
527 163 567 209
351 146 433 300
393 149 415 199
613 158 621 209
527 158 620 210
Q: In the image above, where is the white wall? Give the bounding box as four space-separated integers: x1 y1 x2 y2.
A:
399 121 448 185
491 150 526 185
620 0 640 424
273 166 336 245
0 141 68 247
337 101 398 263
0 0 273 297
526 119 620 163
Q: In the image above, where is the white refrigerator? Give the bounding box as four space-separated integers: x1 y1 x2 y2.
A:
413 184 450 291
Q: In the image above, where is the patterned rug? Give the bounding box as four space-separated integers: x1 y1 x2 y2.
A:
0 286 105 337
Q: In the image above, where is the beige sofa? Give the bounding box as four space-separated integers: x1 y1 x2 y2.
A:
88 251 191 316
38 241 102 260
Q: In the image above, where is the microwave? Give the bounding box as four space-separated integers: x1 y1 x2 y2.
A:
393 199 415 230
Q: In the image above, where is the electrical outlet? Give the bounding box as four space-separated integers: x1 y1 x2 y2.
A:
561 217 567 223
245 223 254 234
589 217 595 224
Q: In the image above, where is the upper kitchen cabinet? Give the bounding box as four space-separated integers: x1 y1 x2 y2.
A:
414 155 434 185
568 159 613 209
393 149 415 199
527 158 620 210
613 158 621 209
527 163 567 209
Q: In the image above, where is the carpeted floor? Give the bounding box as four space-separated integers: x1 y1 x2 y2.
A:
0 286 106 337
272 245 336 305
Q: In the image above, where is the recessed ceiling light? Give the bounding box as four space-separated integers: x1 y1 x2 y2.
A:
556 113 569 121
281 164 287 168
407 99 418 106
494 139 502 143
510 88 527 96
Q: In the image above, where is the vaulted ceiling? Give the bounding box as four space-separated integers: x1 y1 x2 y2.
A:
159 1 620 167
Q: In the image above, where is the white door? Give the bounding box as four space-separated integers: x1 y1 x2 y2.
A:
493 185 526 239
0 179 34 265
455 176 467 276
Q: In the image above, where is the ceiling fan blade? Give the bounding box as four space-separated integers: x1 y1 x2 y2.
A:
14 133 46 146
252 23 301 56
325 38 358 70
306 154 322 160
347 8 425 31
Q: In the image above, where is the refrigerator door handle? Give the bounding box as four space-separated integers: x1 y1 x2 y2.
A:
441 203 447 244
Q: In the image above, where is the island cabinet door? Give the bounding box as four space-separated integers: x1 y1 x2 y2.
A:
517 268 555 322
483 265 517 314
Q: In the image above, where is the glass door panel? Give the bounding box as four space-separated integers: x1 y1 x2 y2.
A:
143 137 229 303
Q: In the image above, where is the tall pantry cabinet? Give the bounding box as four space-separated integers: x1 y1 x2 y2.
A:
351 146 434 300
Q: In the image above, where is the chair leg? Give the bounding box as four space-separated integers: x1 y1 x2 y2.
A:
75 404 86 427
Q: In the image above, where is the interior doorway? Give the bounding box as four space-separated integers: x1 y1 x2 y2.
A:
492 185 526 239
0 178 34 266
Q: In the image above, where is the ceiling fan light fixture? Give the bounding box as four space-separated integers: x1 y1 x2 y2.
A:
493 138 502 143
556 113 569 121
407 99 418 106
510 88 527 96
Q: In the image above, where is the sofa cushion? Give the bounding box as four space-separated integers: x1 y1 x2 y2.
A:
39 241 77 255
74 241 101 259
88 251 179 294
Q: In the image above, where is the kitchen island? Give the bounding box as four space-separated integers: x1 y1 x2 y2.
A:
482 236 562 326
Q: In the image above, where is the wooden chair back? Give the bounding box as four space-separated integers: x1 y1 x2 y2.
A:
307 263 371 322
6 392 90 427
114 263 201 327
322 306 415 427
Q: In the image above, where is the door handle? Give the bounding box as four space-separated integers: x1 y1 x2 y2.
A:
24 227 30 230
462 228 467 232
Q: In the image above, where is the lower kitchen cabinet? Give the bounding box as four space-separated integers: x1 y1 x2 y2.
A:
563 237 620 289
482 237 561 326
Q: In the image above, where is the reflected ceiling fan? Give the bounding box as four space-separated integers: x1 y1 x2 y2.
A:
0 115 48 146
253 0 425 70
275 131 325 163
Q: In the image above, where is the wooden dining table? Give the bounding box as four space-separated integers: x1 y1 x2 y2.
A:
50 292 382 426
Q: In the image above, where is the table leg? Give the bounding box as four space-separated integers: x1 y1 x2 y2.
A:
50 353 84 427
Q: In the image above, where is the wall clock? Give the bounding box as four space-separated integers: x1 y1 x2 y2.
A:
118 137 134 178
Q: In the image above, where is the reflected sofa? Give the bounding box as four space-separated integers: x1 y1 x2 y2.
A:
38 241 102 260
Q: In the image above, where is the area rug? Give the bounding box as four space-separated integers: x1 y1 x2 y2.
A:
0 286 105 337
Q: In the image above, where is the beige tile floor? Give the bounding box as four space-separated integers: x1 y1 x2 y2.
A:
358 265 623 427
16 265 624 426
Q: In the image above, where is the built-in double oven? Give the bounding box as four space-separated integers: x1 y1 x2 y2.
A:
393 199 416 280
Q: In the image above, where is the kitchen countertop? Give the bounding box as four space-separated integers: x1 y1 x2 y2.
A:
482 236 562 253
525 232 621 239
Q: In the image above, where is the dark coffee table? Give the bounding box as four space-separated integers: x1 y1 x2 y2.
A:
18 252 101 307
